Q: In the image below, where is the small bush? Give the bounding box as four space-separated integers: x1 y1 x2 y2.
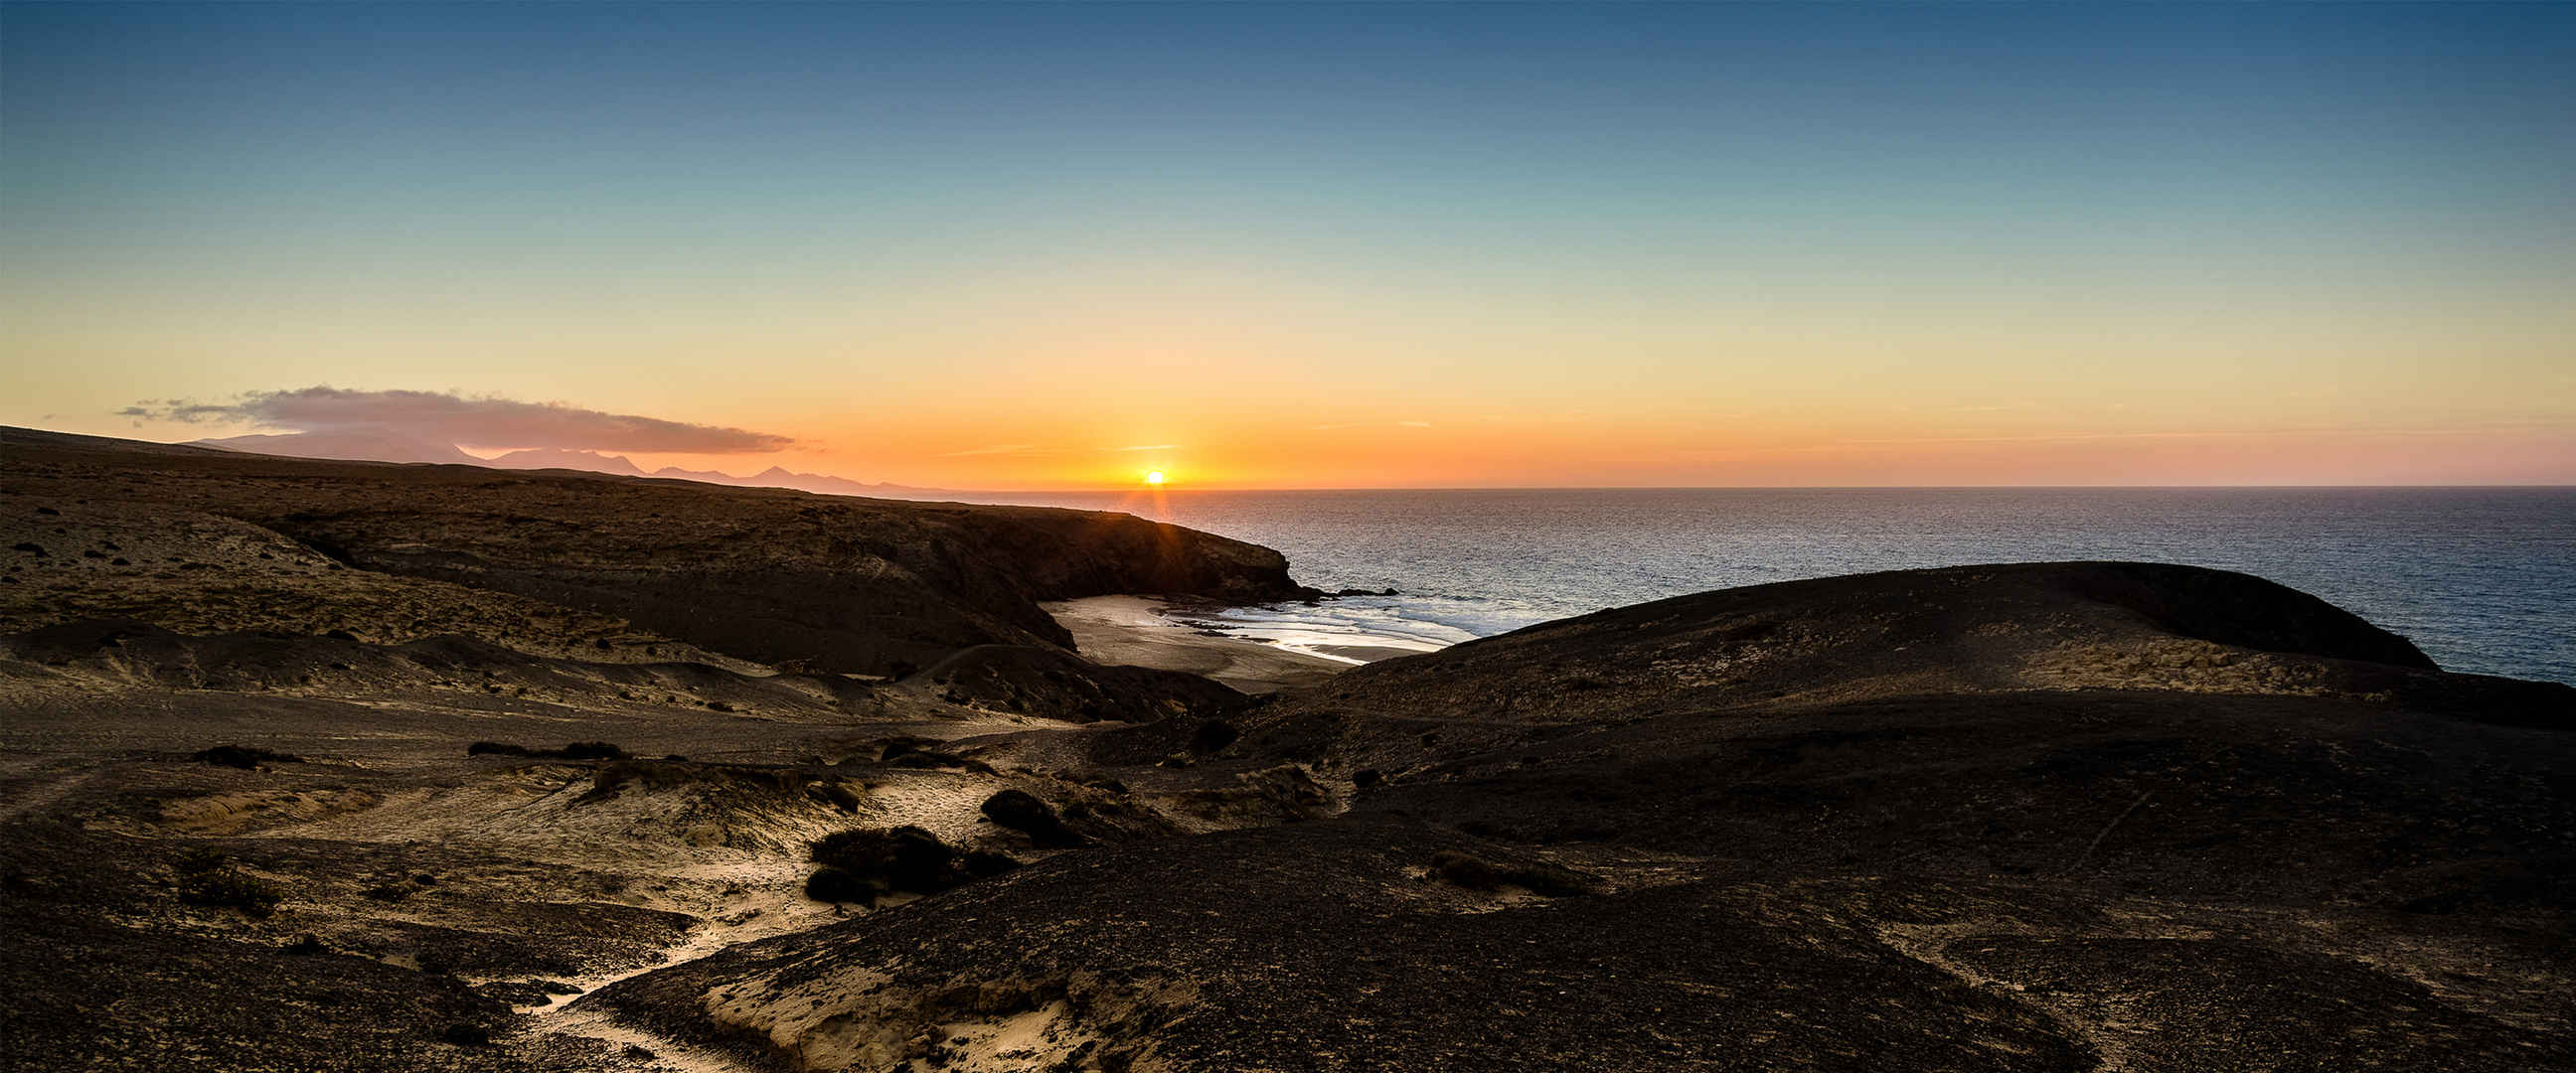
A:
1190 720 1241 754
810 826 1018 899
283 934 326 956
980 790 1085 848
179 868 283 916
1427 850 1595 898
467 740 625 760
877 738 990 772
803 867 873 905
805 782 863 813
192 744 301 769
175 846 229 875
439 1023 492 1046
961 850 1023 879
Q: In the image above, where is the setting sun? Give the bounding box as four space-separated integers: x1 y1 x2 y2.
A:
1143 470 1166 486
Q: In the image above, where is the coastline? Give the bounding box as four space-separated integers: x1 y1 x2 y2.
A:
1044 595 1411 693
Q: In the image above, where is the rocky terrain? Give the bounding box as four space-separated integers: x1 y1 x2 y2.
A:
3 429 2571 1072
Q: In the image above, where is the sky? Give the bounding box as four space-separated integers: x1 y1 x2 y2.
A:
4 2 2572 489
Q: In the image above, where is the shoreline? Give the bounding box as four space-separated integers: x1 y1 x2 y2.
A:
1044 595 1412 693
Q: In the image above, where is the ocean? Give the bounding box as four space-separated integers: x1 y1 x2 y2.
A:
949 488 2576 686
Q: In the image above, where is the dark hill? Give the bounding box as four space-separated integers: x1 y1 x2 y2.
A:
585 563 2575 1072
0 425 1302 676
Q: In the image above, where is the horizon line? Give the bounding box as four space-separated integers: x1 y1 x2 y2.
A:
936 483 2576 494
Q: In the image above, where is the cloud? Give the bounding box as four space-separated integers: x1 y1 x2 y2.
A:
940 443 1041 457
122 386 793 453
1104 443 1178 452
1398 420 1433 428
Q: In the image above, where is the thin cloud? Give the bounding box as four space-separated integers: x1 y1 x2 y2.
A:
122 386 792 453
940 443 1040 457
1398 420 1433 428
1104 443 1179 452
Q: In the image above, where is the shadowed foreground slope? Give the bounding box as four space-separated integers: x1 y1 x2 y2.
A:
3 441 2570 1073
589 562 2574 1073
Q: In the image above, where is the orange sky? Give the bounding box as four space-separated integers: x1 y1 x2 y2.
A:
7 4 2573 489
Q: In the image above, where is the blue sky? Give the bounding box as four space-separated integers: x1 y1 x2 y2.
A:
5 3 2572 486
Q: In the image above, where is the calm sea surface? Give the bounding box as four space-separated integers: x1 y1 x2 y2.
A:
945 489 2576 686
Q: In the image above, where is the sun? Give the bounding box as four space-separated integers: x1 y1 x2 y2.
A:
1143 470 1167 486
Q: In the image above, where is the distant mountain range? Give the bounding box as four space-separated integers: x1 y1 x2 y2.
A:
187 427 945 499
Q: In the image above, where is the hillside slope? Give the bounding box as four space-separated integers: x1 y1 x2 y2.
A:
591 563 2575 1072
2 426 1303 676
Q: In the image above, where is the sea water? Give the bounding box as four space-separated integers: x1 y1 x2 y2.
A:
948 488 2576 686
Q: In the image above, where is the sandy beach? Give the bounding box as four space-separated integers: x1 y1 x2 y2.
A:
1043 595 1394 693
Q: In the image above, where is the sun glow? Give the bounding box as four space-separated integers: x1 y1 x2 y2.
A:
1143 470 1167 486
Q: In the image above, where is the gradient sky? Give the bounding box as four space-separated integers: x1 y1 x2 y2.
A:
5 3 2572 489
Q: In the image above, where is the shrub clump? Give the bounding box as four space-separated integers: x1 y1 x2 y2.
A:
979 790 1086 848
467 741 625 760
877 738 991 773
192 744 301 769
1190 720 1241 754
805 826 1019 904
1426 850 1596 898
803 866 872 905
177 858 284 917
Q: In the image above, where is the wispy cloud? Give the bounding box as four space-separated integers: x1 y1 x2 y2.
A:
939 443 1041 457
120 386 792 453
1103 443 1178 452
1398 419 1433 428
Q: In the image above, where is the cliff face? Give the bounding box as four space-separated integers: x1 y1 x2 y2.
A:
0 426 1301 675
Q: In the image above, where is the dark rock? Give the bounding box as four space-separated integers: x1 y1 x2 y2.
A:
811 826 985 896
804 867 874 905
1425 849 1595 897
980 790 1086 848
190 744 301 769
1190 719 1241 754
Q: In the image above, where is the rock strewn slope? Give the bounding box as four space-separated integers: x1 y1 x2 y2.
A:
590 563 2575 1072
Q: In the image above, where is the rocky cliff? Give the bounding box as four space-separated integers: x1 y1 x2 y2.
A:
0 426 1304 677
